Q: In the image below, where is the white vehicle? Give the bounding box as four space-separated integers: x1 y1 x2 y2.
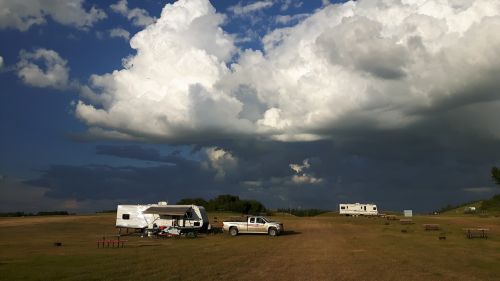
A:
339 203 378 216
116 202 209 233
223 216 284 236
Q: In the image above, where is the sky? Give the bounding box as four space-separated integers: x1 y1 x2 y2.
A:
1 0 500 213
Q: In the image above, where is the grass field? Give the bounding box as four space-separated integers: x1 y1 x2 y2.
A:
0 213 499 281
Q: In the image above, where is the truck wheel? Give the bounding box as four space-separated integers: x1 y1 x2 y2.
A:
229 227 238 236
268 228 278 236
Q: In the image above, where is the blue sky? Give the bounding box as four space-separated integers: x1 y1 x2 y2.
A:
1 0 500 213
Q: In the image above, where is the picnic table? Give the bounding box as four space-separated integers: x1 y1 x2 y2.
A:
463 228 489 239
400 219 413 225
423 224 441 231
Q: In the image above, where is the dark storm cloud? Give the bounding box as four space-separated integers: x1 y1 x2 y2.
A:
96 145 187 164
39 128 500 212
25 100 500 213
25 163 219 203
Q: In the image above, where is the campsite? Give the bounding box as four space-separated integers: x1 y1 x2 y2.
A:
1 212 499 281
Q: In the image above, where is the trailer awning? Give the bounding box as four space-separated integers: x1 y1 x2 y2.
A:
143 206 191 216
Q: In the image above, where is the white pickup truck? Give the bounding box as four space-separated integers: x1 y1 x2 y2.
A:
223 216 284 236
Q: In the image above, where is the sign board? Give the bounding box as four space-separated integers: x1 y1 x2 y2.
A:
404 210 413 217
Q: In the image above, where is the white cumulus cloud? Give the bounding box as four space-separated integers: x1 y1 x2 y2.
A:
77 0 249 141
109 27 130 41
289 159 323 185
0 0 106 31
202 147 238 180
289 159 311 174
110 0 155 27
77 0 500 143
228 1 274 15
17 48 71 90
275 13 309 25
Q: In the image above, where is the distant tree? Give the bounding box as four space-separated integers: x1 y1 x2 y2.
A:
36 211 69 216
492 166 500 185
176 195 266 214
176 198 208 206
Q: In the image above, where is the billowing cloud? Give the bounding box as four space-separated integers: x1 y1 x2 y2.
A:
77 0 247 142
110 0 155 27
289 159 323 184
109 27 130 41
0 0 106 31
202 147 238 180
16 48 72 90
77 0 500 143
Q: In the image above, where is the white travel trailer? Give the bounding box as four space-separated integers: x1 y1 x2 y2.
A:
339 203 378 216
116 202 209 233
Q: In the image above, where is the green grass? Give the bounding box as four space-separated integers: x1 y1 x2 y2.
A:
0 214 499 280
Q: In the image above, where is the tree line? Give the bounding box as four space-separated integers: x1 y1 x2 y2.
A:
276 208 327 217
0 211 71 217
177 194 266 214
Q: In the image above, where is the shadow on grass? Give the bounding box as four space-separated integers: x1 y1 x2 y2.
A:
280 230 301 236
220 230 301 237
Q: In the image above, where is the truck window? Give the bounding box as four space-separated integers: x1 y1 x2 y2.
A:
250 218 255 223
122 214 130 220
256 218 265 224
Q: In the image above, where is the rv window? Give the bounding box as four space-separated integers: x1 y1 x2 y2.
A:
341 206 345 210
373 207 377 210
122 214 130 220
185 211 193 219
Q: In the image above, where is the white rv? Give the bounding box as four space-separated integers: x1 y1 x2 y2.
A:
116 202 209 233
339 203 378 216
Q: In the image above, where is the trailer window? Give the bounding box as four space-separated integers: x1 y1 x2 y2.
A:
122 214 130 220
341 206 345 210
373 207 377 210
